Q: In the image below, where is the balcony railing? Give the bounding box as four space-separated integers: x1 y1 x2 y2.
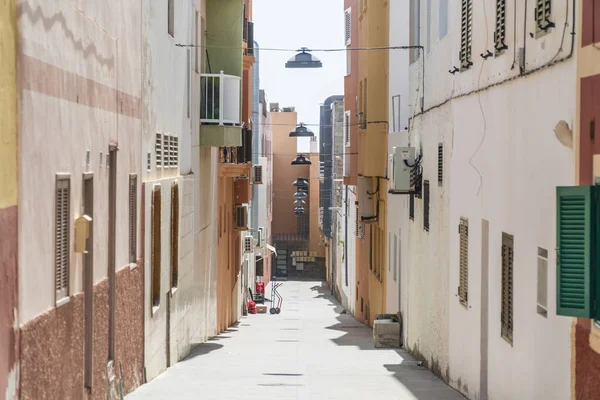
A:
200 71 241 126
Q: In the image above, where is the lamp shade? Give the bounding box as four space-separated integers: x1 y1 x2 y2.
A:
293 178 309 187
293 191 307 199
291 154 311 166
294 199 306 206
285 48 323 68
289 123 315 137
294 207 306 214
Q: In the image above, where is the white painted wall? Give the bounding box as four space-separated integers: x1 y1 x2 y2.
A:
389 0 410 132
385 131 409 319
142 0 218 381
405 0 575 398
18 1 141 321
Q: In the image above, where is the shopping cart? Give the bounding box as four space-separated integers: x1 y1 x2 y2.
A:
270 278 284 314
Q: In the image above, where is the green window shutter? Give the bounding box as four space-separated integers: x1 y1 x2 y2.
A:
556 186 596 318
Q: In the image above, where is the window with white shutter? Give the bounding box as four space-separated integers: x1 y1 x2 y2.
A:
494 0 508 53
535 0 553 37
156 133 163 168
55 175 71 302
460 0 473 69
129 175 137 263
537 247 548 317
344 111 351 147
458 218 468 306
345 8 352 46
501 232 514 344
151 185 162 308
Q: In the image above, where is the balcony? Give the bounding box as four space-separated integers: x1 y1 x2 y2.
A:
218 128 253 178
200 71 242 147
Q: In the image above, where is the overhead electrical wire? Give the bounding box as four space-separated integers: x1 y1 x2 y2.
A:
176 44 422 52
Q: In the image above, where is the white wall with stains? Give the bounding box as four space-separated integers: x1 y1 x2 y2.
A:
142 0 218 381
17 0 142 322
405 0 575 398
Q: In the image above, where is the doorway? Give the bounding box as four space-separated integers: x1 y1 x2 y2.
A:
83 174 94 388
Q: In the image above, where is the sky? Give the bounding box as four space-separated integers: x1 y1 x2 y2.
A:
253 0 345 152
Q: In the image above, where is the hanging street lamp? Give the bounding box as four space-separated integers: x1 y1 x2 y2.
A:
291 154 311 166
293 191 307 199
285 48 323 69
289 123 315 138
293 178 309 187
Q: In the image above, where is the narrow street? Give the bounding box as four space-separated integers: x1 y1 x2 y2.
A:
127 281 464 400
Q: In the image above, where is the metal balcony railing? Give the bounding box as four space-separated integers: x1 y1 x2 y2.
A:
200 71 241 126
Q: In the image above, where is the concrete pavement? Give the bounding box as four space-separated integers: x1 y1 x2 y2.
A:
127 280 465 400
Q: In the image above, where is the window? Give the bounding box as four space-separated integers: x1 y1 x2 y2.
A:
346 48 351 76
363 79 368 127
369 227 373 271
55 175 71 302
423 180 430 231
409 0 421 63
394 233 398 282
409 194 415 220
439 0 448 39
556 186 594 317
426 0 432 54
129 175 137 263
345 8 352 46
171 182 179 289
392 95 401 132
388 232 392 271
460 0 473 69
151 185 162 308
535 0 553 36
501 232 514 344
168 0 174 37
438 143 444 185
495 0 508 52
458 218 469 306
195 11 200 72
156 133 163 168
344 111 351 146
537 247 548 317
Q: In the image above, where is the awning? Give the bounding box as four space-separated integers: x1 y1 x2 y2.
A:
266 244 277 257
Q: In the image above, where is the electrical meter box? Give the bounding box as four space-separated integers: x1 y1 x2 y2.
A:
358 176 376 222
391 147 415 194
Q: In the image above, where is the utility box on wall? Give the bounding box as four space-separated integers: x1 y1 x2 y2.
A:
390 147 415 194
358 176 376 223
234 177 251 205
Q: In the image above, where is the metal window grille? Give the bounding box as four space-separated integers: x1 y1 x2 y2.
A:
438 143 444 185
494 0 508 52
345 8 352 46
458 218 469 306
460 0 473 68
55 176 71 301
155 133 163 168
501 233 514 344
423 181 430 231
129 175 137 263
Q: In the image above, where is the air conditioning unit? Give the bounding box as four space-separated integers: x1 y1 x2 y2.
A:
390 147 415 194
256 227 265 249
253 165 263 184
243 235 254 254
358 176 376 223
235 205 249 230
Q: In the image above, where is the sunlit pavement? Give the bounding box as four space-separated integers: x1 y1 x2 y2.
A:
126 281 465 400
